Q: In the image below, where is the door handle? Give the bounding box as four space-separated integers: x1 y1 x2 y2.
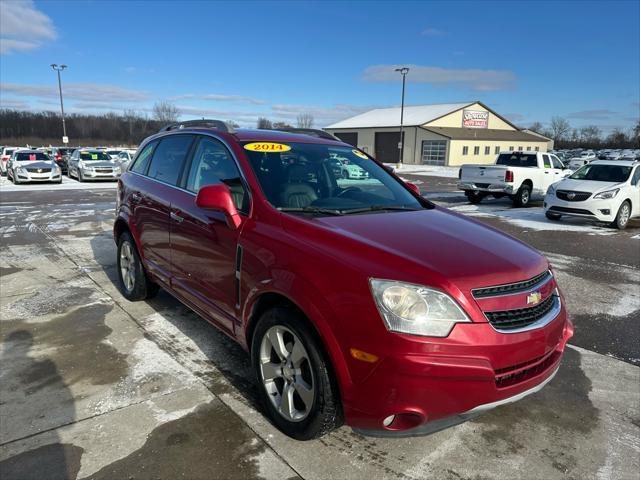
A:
170 212 184 223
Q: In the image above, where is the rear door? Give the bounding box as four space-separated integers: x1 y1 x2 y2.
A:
128 135 195 286
169 135 248 333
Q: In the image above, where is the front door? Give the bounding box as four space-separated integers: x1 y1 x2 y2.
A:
170 136 248 334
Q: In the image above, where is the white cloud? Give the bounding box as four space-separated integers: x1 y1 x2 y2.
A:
567 109 617 120
0 0 56 54
1 82 147 102
270 103 378 127
363 64 516 91
168 93 266 105
421 27 444 36
0 98 29 110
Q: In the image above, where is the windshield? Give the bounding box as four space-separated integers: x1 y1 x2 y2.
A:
570 164 632 182
15 152 49 161
242 142 424 215
496 152 538 167
80 151 111 161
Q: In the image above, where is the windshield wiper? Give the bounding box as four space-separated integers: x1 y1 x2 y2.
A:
341 205 422 215
278 206 345 216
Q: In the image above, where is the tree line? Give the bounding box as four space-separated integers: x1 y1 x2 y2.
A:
528 117 639 149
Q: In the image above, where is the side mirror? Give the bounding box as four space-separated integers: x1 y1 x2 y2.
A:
195 184 242 229
406 182 421 195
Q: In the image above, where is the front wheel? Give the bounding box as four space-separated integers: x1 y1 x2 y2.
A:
513 184 532 207
465 190 485 204
252 307 342 440
116 231 159 301
78 170 84 182
612 201 631 230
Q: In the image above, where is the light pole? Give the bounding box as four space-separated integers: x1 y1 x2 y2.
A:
50 64 68 142
395 67 409 164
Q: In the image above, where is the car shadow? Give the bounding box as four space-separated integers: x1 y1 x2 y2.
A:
88 233 261 412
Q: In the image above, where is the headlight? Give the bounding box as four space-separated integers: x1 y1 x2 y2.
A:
546 183 557 195
113 166 121 174
53 164 61 173
594 188 619 199
16 167 26 174
370 279 470 337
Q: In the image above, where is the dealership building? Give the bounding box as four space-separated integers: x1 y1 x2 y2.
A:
324 102 552 166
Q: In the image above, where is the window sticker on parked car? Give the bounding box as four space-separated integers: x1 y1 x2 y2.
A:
244 142 291 153
91 154 98 159
352 149 368 159
29 154 36 161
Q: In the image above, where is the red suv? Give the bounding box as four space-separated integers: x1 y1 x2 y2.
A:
114 120 573 439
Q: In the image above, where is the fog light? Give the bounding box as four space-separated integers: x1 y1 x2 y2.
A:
599 209 610 215
383 415 395 427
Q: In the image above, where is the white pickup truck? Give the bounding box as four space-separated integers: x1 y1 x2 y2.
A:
457 151 571 207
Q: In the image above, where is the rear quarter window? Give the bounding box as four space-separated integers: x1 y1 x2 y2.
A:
130 141 158 174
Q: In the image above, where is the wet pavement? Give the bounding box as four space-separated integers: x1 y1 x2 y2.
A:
0 185 638 479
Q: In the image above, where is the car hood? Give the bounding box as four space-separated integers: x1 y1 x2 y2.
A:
554 178 622 193
308 207 547 293
14 160 56 168
81 161 116 168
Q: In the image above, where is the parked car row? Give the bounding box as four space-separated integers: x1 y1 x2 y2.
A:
0 145 137 184
458 150 640 229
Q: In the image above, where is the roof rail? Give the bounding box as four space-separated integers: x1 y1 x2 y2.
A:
276 128 339 141
159 119 235 134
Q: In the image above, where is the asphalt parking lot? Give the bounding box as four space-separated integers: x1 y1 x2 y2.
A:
1 176 639 480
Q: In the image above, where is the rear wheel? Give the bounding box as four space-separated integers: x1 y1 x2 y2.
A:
513 184 532 207
465 190 485 204
545 211 562 221
612 201 631 230
116 231 158 301
252 307 342 440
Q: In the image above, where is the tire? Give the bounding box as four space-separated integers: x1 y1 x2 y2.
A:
116 231 159 301
545 211 562 221
611 201 631 230
78 170 84 182
513 184 532 207
465 190 485 204
251 306 342 440
342 170 350 179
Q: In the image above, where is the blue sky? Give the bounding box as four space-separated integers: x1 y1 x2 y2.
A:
1 0 638 132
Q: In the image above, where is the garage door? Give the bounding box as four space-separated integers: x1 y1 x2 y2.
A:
334 132 358 146
374 132 403 163
421 140 447 165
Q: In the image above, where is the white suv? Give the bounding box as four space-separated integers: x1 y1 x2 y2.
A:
544 160 640 229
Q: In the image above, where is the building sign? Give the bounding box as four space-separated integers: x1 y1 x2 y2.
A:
462 110 489 129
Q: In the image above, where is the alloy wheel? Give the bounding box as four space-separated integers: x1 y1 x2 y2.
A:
619 203 630 227
119 241 135 292
259 325 315 422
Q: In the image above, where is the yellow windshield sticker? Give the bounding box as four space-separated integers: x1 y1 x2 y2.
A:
352 149 368 159
91 154 98 159
244 142 291 153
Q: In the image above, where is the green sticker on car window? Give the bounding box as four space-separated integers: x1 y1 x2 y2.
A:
91 154 98 159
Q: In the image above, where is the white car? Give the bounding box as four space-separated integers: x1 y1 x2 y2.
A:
1 146 19 175
6 149 62 184
544 160 640 229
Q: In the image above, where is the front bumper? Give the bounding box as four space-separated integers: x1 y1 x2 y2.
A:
15 171 61 182
544 195 616 222
458 181 514 194
343 306 573 435
81 169 120 180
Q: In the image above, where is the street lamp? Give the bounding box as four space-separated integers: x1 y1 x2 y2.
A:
395 67 409 165
50 64 68 143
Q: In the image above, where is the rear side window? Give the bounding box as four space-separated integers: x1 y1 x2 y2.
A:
543 154 551 168
496 152 538 167
130 141 157 174
147 135 194 185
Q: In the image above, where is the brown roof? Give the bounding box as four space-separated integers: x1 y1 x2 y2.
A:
422 126 549 142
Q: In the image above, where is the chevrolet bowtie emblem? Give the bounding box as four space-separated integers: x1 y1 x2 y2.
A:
527 292 542 305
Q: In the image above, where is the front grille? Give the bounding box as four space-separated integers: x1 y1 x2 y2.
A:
556 190 591 202
494 348 559 388
472 271 550 299
549 206 593 215
94 167 113 173
485 294 556 330
26 167 51 173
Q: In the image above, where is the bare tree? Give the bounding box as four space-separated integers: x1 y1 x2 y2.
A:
579 125 601 144
152 101 179 124
257 117 273 129
528 122 544 134
272 121 292 129
549 116 571 141
226 120 240 128
296 113 314 128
